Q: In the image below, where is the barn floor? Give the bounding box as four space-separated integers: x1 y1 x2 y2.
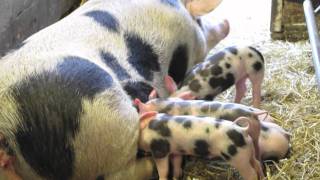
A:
184 0 320 179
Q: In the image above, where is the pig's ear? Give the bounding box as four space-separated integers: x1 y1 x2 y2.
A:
164 75 178 94
139 111 157 129
186 0 223 16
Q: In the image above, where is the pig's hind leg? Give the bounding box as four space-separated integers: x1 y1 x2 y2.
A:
248 71 264 108
234 77 247 104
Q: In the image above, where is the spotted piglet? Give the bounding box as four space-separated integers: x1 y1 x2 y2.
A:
135 97 291 161
173 46 265 108
139 112 263 180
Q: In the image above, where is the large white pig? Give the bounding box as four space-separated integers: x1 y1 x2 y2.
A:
0 0 229 179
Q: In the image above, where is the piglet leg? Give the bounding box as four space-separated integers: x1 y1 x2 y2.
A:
172 155 183 178
248 73 263 108
234 77 247 104
154 156 170 180
229 140 264 180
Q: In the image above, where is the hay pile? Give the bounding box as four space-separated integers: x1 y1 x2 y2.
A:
183 0 320 179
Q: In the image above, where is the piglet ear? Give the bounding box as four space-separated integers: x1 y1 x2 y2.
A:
186 0 223 16
134 98 149 114
139 111 157 129
148 89 158 100
164 75 178 94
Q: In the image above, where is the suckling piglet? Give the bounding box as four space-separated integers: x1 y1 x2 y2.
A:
138 112 264 180
135 98 290 161
173 46 265 108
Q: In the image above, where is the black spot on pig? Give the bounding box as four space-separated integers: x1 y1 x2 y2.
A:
200 104 210 113
210 103 222 111
225 63 231 69
124 81 153 102
209 73 235 91
100 51 130 80
221 152 230 161
226 46 238 55
253 61 263 72
125 32 160 81
11 56 112 179
96 174 105 180
194 140 210 157
206 51 225 63
228 145 237 156
161 0 179 7
261 124 269 132
159 103 174 113
150 139 170 158
211 66 223 76
169 45 189 84
248 46 264 62
215 122 221 128
205 128 210 134
149 119 171 137
85 10 120 33
226 130 246 147
218 113 238 121
189 80 201 92
181 73 195 87
183 121 192 129
200 69 210 77
174 117 187 123
214 119 223 129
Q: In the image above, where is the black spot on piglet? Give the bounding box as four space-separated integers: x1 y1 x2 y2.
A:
228 145 237 156
149 119 171 137
194 140 210 157
150 139 170 158
226 46 238 55
226 130 246 147
253 61 263 72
